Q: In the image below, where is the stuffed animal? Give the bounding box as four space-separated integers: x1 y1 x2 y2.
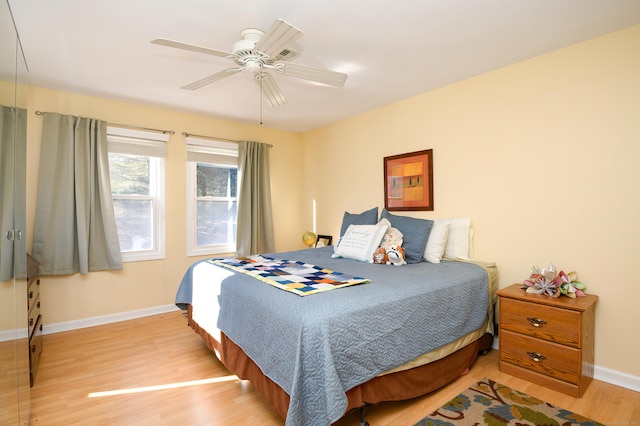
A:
378 218 403 250
385 244 407 266
373 246 388 264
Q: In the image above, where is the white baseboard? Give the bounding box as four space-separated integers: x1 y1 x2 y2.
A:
0 327 27 342
1 304 179 342
594 365 640 392
492 335 640 393
42 304 180 335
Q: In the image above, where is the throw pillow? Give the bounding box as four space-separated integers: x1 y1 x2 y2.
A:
332 223 389 263
442 217 472 260
340 207 379 237
424 220 451 263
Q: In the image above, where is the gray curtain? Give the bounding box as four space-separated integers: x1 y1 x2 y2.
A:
236 141 275 256
1 105 16 281
0 105 26 281
32 113 122 275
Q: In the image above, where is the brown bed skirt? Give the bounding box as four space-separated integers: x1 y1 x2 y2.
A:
186 305 492 422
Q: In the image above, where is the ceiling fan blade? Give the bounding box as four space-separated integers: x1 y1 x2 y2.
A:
276 62 347 87
253 19 303 58
151 38 231 58
181 68 241 90
255 73 286 107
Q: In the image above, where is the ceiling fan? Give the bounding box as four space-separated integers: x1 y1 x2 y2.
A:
151 19 348 107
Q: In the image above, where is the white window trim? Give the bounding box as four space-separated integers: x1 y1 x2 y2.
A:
186 138 238 257
108 126 167 262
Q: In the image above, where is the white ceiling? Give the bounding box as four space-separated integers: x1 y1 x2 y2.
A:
8 0 640 133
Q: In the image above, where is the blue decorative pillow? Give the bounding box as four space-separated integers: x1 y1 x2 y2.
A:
380 209 433 264
340 207 379 237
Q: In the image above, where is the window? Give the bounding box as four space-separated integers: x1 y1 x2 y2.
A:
186 138 238 256
108 127 167 262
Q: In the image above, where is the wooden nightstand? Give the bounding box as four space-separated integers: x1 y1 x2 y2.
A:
497 283 598 397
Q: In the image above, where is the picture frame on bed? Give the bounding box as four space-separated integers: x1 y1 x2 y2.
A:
384 149 434 211
315 235 333 247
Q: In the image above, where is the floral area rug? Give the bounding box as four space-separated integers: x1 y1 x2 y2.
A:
414 378 604 426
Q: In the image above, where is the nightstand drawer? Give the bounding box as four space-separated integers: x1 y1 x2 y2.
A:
500 329 580 384
500 297 581 347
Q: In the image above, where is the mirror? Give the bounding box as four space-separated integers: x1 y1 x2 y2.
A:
1 0 30 423
15 14 30 426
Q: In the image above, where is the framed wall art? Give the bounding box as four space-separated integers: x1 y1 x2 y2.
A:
383 149 433 211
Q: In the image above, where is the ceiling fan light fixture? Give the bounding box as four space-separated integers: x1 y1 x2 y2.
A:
245 59 262 74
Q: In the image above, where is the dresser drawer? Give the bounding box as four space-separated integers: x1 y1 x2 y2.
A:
28 293 41 339
30 315 43 387
27 278 40 311
500 297 581 347
500 329 580 384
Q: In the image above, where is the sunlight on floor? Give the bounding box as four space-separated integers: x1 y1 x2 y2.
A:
87 375 239 398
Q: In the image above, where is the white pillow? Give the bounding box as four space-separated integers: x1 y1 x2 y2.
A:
443 217 472 260
332 223 389 263
424 220 451 263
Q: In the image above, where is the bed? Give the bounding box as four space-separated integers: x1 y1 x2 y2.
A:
175 244 497 425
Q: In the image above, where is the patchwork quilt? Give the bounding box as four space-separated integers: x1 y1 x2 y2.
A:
208 255 370 296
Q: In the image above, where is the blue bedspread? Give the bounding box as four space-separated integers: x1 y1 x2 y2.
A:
175 246 489 426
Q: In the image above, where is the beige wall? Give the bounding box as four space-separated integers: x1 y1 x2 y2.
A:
302 25 640 377
0 79 13 103
25 87 303 324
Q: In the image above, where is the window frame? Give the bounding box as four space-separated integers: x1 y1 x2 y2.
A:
107 128 167 262
185 138 239 257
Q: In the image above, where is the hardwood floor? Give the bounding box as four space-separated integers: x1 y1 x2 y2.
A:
31 311 640 425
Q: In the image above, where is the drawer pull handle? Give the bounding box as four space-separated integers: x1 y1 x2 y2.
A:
527 351 546 362
527 317 546 327
29 318 34 326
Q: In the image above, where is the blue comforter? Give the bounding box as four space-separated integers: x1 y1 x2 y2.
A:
175 246 489 425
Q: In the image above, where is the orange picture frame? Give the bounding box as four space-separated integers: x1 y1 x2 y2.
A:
383 149 433 211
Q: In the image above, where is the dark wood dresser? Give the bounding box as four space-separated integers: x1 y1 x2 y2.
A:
27 254 43 387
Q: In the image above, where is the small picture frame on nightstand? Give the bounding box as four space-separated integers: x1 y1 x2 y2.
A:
315 235 332 247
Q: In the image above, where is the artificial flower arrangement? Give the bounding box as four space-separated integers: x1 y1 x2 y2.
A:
523 263 587 298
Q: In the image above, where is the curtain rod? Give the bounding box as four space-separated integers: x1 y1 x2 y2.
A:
34 110 175 135
182 132 273 148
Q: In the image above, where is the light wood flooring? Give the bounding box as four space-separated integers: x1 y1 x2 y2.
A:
30 311 640 425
